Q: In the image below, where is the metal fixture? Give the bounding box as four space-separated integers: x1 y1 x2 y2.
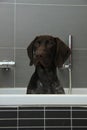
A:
68 35 72 94
61 35 72 94
0 60 15 70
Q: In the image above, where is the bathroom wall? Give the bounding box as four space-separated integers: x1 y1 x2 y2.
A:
0 0 87 89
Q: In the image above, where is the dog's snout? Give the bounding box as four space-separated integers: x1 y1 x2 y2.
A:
36 50 45 58
35 45 46 58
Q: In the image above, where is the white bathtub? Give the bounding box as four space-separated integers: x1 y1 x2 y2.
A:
0 88 87 106
0 88 87 94
0 95 87 106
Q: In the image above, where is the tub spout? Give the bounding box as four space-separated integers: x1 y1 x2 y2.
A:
0 60 15 70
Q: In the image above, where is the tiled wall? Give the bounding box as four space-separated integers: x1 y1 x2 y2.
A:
0 0 87 89
0 106 87 130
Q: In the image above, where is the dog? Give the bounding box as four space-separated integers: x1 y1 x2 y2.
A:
27 35 71 94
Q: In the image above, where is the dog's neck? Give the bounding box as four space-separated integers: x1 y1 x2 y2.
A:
36 64 56 72
36 65 58 82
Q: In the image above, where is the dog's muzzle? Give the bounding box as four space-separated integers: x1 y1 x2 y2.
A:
33 51 52 67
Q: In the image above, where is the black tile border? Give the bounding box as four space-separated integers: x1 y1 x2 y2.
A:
0 106 87 129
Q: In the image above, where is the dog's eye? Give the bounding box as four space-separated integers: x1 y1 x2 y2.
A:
46 41 54 48
46 40 49 44
34 41 40 47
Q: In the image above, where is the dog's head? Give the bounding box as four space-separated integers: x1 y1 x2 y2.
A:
27 35 71 68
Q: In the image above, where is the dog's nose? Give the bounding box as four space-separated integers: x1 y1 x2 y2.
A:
36 53 43 58
35 45 46 58
36 50 45 58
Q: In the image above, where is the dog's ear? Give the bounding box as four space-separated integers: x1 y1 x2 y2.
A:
55 37 71 68
27 37 38 65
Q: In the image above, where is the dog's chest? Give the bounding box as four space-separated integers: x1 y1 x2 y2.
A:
36 80 51 94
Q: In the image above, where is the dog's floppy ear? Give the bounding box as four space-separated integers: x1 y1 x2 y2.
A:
27 37 38 65
55 37 71 68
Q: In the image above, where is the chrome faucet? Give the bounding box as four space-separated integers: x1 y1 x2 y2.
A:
0 60 15 70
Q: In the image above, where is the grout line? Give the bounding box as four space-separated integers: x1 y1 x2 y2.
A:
0 47 87 51
0 47 26 49
0 126 87 128
44 106 46 130
0 106 18 108
0 2 87 7
0 126 87 129
0 127 17 128
17 106 19 130
0 118 17 120
13 0 16 88
12 3 87 7
18 126 71 128
0 117 87 120
15 3 87 7
1 109 87 111
71 106 72 130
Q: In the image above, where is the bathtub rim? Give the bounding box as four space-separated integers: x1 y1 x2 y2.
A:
0 95 87 106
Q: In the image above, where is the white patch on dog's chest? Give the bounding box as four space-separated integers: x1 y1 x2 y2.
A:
37 80 43 87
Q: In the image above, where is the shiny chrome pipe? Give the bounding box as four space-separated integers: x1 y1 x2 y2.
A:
61 35 72 94
68 35 72 94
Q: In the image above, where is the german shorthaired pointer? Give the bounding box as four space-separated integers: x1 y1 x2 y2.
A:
27 35 71 94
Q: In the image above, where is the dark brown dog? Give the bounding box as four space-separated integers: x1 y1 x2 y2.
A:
27 35 71 94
